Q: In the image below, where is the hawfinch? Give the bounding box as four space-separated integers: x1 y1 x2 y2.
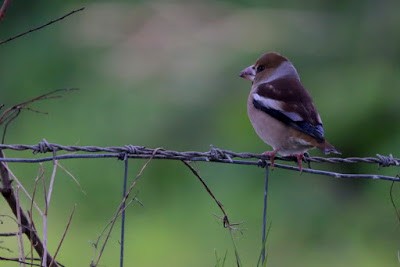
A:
240 52 339 170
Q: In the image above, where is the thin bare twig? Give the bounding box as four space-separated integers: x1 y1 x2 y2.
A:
0 214 23 226
57 162 86 195
182 160 242 266
0 108 19 144
41 164 49 266
4 163 43 215
42 156 58 267
46 154 58 206
0 150 58 266
90 198 135 258
0 88 79 143
30 164 45 267
0 7 85 45
91 150 158 267
0 256 42 267
14 186 26 265
49 205 76 267
0 90 77 267
0 243 13 253
390 181 400 224
0 232 20 237
229 229 242 267
182 161 230 226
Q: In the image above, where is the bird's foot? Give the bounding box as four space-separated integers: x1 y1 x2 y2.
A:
290 153 305 172
262 150 278 168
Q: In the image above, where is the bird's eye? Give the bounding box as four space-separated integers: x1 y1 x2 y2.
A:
256 65 265 73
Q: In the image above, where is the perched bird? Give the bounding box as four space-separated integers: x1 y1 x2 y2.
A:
239 52 340 170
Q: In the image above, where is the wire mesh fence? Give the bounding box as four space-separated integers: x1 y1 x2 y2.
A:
1 139 399 266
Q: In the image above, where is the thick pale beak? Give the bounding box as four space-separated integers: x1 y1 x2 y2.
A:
239 65 255 81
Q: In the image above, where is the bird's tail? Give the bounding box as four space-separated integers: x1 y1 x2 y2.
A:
317 140 341 155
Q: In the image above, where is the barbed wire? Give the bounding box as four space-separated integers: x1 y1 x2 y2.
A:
0 140 399 182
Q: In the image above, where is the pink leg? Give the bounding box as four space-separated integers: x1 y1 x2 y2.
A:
293 153 304 172
262 150 278 168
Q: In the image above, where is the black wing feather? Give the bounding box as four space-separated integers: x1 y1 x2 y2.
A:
253 98 325 142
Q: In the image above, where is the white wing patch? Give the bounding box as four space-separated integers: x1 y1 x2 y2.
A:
317 113 323 124
253 93 304 122
295 138 312 146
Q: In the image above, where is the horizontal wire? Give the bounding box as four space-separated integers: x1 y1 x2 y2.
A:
0 141 398 181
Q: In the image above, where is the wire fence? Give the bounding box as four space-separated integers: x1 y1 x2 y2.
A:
0 140 399 181
1 140 400 267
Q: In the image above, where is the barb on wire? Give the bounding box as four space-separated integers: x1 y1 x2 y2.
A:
0 141 398 181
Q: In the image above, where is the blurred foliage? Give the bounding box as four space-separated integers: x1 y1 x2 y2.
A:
1 0 400 266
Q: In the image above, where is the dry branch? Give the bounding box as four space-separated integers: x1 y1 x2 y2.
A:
0 150 59 266
0 90 78 266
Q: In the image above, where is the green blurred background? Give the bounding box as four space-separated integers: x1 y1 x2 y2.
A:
1 0 400 266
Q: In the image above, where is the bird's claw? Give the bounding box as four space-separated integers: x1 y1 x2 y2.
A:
262 150 278 168
291 153 305 172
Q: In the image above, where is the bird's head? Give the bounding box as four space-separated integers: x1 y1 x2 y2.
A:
239 52 299 85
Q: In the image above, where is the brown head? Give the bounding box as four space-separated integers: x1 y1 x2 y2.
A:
239 52 299 85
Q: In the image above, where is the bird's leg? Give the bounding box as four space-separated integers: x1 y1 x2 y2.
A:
262 150 278 168
293 153 305 172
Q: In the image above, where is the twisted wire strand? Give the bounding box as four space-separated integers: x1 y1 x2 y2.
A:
0 140 399 181
0 141 398 165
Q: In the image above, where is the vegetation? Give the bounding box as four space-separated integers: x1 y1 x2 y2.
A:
1 1 400 266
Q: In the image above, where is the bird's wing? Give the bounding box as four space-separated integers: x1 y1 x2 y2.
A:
252 77 325 142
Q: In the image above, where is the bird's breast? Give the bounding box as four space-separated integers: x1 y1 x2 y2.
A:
247 93 312 155
247 94 288 148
